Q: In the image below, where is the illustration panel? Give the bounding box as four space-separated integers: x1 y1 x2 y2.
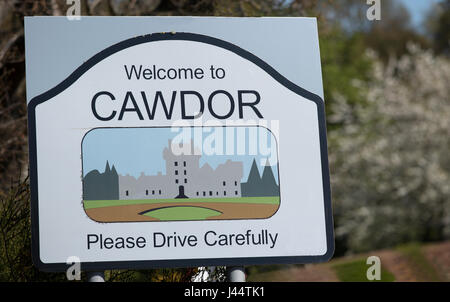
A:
81 126 280 222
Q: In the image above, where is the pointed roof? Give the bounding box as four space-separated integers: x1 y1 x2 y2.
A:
111 164 118 175
262 162 276 184
104 161 111 173
247 158 261 182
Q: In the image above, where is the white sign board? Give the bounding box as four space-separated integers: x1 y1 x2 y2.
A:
26 19 333 271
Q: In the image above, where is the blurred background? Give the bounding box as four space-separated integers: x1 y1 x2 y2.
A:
0 0 448 282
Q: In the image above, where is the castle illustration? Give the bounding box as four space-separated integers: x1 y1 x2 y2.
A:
118 140 243 200
83 140 280 201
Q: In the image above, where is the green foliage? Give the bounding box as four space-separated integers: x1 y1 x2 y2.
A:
319 28 373 130
332 258 395 282
0 178 66 281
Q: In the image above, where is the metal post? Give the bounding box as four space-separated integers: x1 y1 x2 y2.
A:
87 271 105 282
226 266 245 282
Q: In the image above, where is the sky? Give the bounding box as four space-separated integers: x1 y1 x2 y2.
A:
398 0 442 29
82 127 279 183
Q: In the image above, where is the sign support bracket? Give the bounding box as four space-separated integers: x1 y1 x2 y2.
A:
87 271 105 282
226 266 246 282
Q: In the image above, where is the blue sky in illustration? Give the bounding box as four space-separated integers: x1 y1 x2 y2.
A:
82 127 279 183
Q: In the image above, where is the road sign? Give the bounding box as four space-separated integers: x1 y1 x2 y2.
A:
25 17 333 271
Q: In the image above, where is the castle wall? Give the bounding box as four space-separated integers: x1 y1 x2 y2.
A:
119 173 177 200
118 141 244 200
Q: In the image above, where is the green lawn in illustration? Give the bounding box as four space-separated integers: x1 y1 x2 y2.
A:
84 196 280 209
141 206 222 221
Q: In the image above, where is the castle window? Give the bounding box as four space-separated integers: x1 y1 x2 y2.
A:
235 191 238 195
126 190 129 196
184 179 187 184
174 161 178 166
184 170 187 175
146 190 148 195
196 192 199 196
216 192 219 196
175 179 179 184
175 170 178 175
209 191 213 196
183 161 186 167
223 181 226 186
235 181 238 186
159 190 161 195
223 191 226 196
152 190 155 195
203 191 206 196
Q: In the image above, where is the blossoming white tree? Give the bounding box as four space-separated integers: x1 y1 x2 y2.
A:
329 45 450 252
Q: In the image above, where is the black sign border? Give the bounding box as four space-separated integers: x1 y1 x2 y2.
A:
28 32 334 272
